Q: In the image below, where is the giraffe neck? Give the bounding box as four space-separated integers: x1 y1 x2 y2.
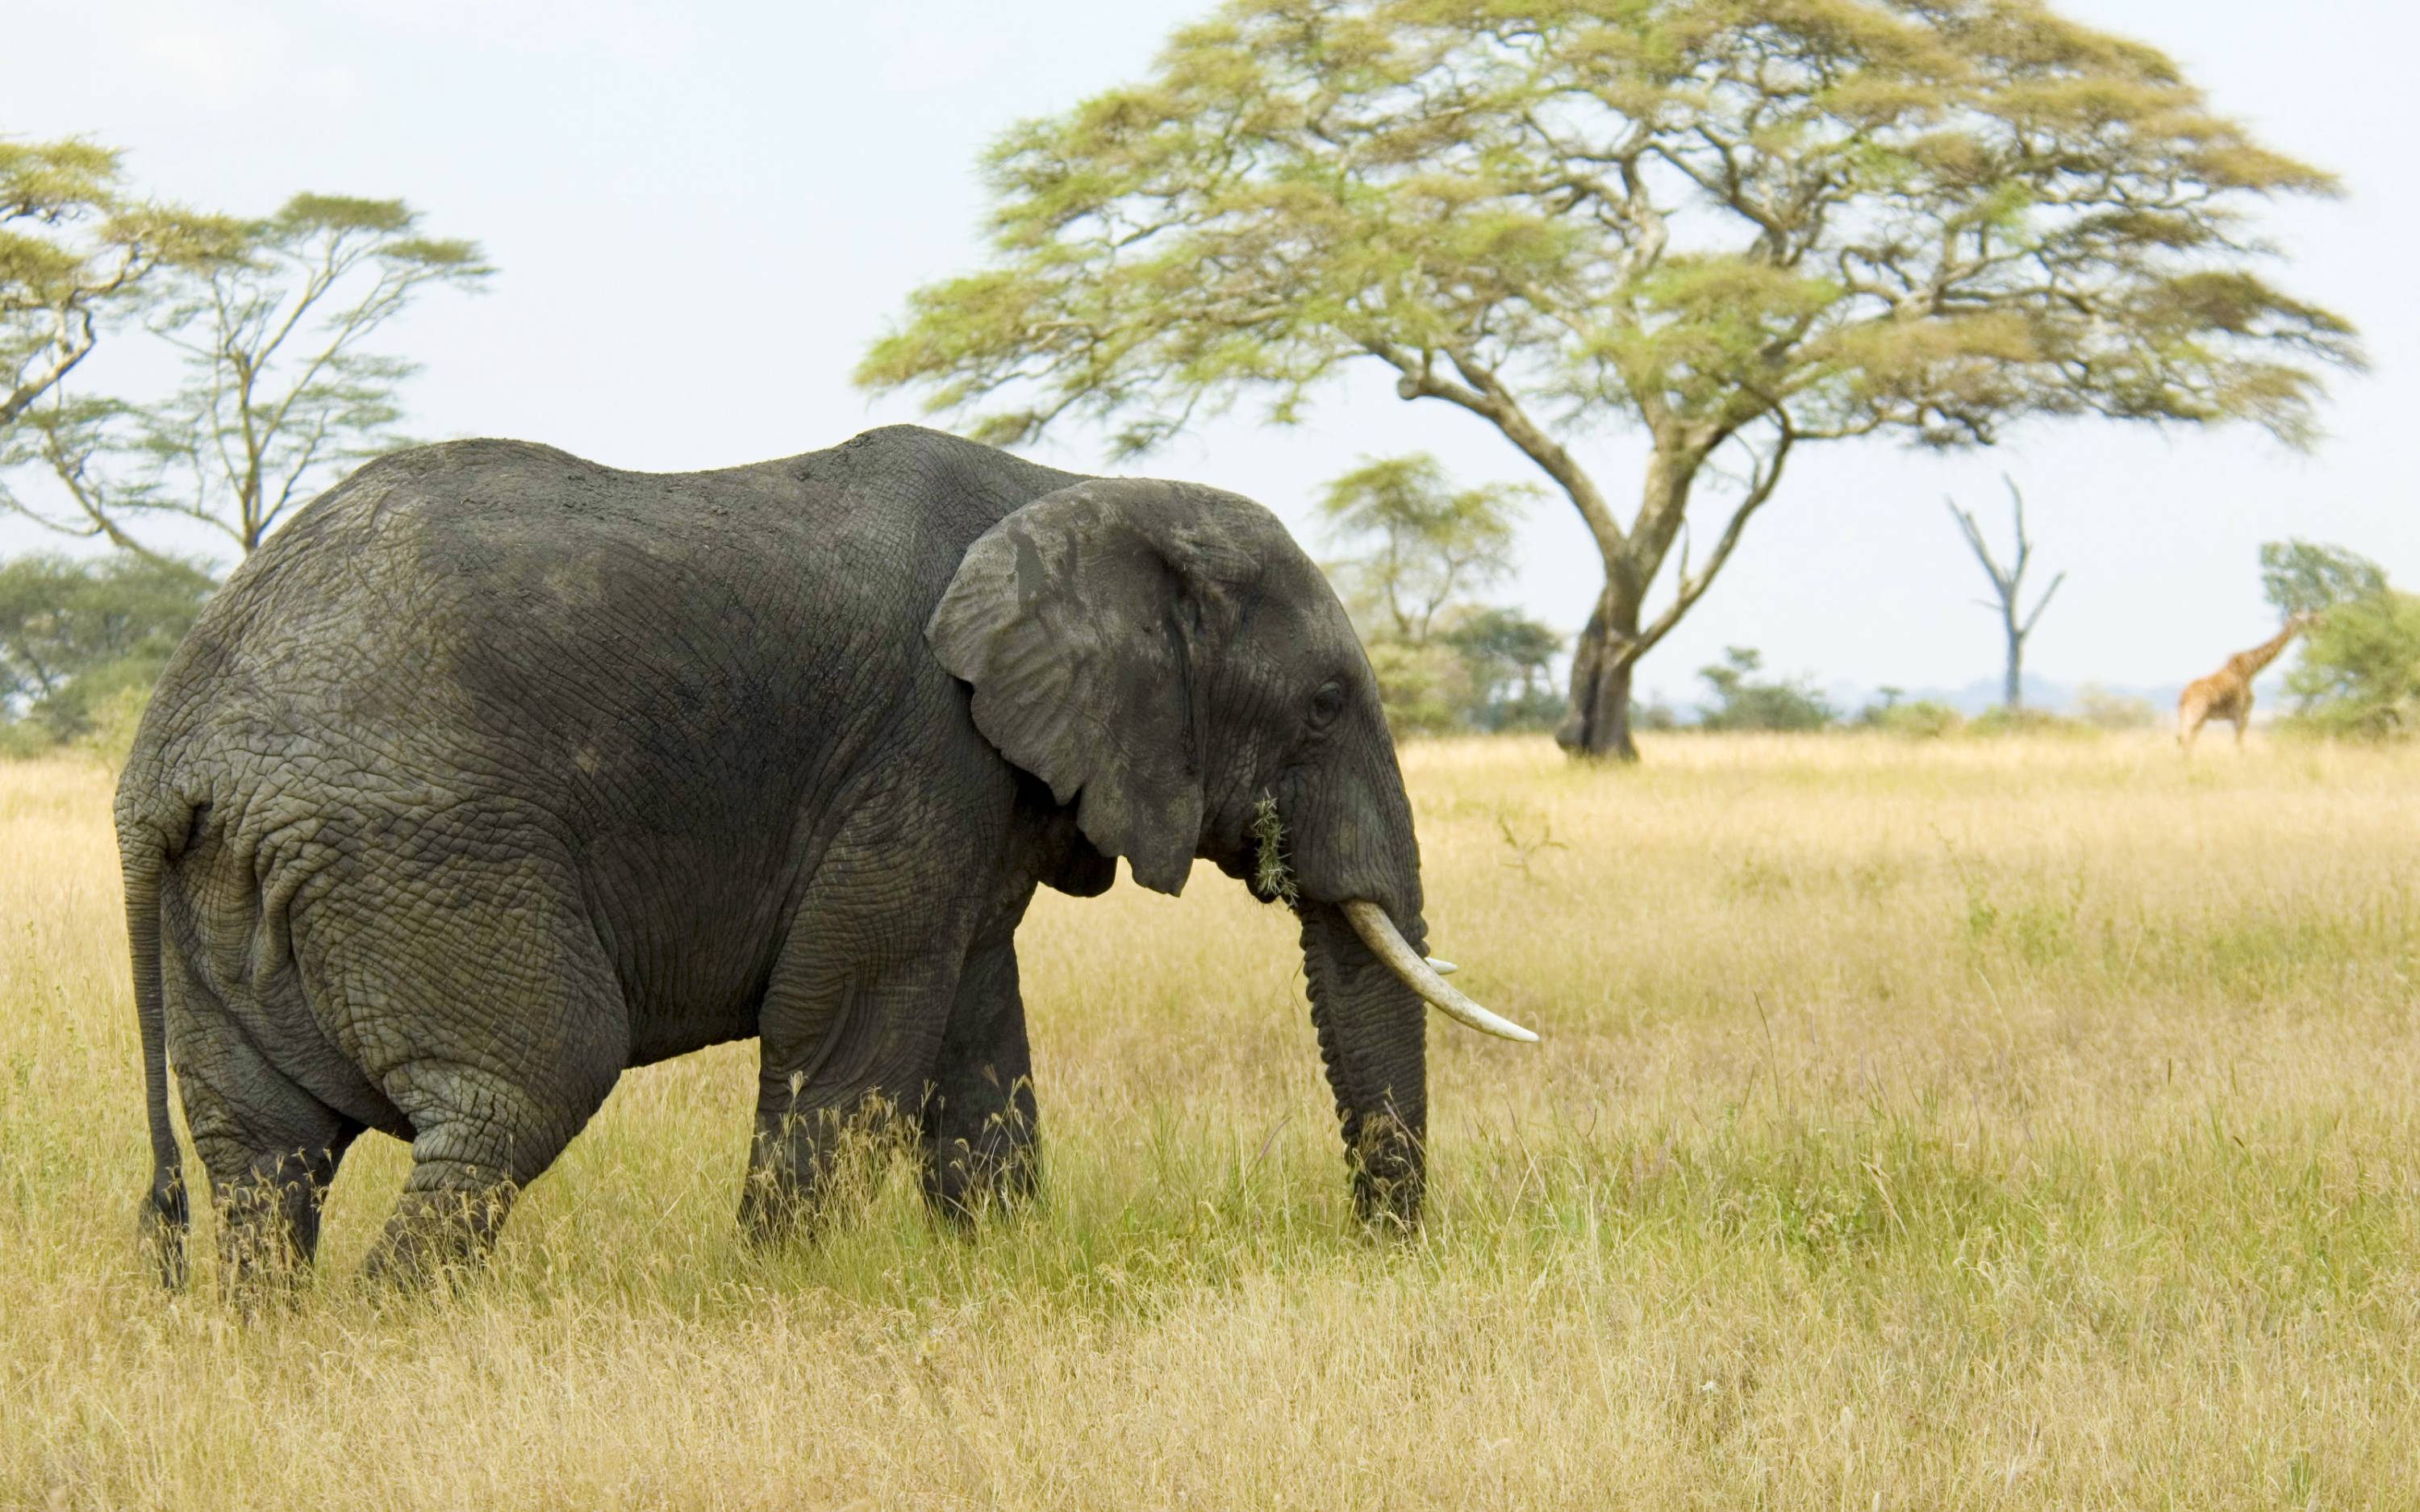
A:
2230 623 2304 679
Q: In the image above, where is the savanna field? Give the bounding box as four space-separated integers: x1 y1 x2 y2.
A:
4 733 2418 1509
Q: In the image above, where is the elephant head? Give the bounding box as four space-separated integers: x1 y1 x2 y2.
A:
929 477 1533 1223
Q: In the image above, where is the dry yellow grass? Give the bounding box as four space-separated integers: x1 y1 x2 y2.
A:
5 732 2418 1509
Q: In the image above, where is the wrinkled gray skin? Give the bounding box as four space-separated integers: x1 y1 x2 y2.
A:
119 425 1434 1286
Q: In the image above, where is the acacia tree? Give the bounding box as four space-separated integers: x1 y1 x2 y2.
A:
2 139 232 446
858 0 2361 760
2259 540 2413 739
2259 539 2386 618
1444 606 1566 728
6 194 490 560
1946 474 2059 709
1320 452 1525 644
1318 452 1542 731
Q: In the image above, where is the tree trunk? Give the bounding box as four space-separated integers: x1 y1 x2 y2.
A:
1557 581 1644 762
2004 623 2023 710
1556 442 1701 764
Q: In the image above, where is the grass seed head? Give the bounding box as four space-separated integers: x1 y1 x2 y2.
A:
1250 792 1296 905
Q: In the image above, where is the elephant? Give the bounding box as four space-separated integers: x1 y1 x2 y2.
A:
116 423 1533 1287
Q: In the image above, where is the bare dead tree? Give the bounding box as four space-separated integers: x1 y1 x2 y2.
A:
1946 477 2065 711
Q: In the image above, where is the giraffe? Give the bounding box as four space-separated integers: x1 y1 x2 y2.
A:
2176 610 2321 752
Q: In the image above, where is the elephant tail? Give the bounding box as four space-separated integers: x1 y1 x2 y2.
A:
121 812 189 1289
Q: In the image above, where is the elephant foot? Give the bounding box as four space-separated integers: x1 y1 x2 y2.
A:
736 1168 822 1249
362 1178 515 1289
136 1172 190 1291
920 1134 1041 1228
737 1099 912 1247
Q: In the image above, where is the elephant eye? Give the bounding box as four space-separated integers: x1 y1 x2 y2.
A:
1308 681 1347 729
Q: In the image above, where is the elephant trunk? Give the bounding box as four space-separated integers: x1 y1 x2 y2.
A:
1298 898 1429 1226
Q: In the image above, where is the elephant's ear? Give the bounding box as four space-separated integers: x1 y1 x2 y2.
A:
928 478 1260 896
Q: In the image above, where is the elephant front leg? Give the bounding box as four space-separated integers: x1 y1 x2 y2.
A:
919 938 1039 1223
741 952 962 1245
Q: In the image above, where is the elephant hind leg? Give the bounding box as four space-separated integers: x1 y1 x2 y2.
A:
364 1124 561 1287
172 1036 361 1296
216 1127 361 1299
295 851 631 1287
161 919 361 1298
358 996 629 1286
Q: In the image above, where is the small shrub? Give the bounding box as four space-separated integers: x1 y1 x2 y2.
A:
1870 700 1963 739
1485 687 1569 733
2 656 168 764
2072 684 2155 731
1634 699 1680 732
0 721 52 760
1968 706 2093 739
71 681 158 767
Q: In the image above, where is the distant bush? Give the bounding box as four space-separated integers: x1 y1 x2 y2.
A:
2281 589 2420 741
2072 684 2156 731
65 676 164 764
1968 706 2094 739
1868 699 1963 739
1440 607 1567 732
0 719 51 760
1483 687 1570 733
1363 638 1473 737
1 552 215 756
1696 647 1833 732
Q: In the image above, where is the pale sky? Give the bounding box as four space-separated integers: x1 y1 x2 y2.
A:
11 0 2418 705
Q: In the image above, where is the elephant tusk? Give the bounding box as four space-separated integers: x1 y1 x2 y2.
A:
1425 956 1458 976
1341 901 1538 1043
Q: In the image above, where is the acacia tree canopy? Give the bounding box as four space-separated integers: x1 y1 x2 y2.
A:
3 189 490 560
2261 539 2387 619
1320 452 1526 644
860 0 2362 759
1 139 236 434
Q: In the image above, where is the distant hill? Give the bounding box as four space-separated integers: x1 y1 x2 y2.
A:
1642 668 2307 725
1821 676 2184 719
1646 673 2304 726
